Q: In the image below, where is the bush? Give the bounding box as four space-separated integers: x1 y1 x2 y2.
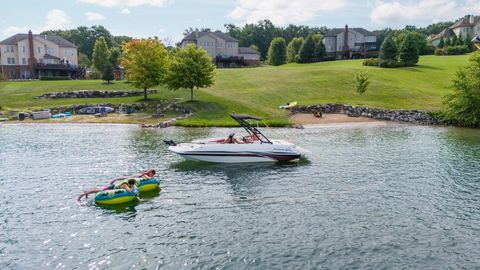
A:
435 48 445 55
379 59 403 68
444 45 468 55
363 58 380 66
425 45 436 55
267 37 287 66
442 52 480 127
39 76 70 80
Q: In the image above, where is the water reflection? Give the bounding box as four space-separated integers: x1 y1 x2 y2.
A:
95 200 139 214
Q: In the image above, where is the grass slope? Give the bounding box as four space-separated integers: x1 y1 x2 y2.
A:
0 55 469 126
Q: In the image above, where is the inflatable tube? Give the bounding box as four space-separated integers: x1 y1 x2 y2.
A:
95 189 138 205
136 177 160 192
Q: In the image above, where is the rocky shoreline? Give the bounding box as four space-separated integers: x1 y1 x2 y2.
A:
290 104 444 125
35 90 158 99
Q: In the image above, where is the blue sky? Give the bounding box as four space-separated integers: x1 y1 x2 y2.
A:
1 0 479 42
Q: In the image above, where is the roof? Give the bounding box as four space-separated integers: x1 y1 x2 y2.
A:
43 54 60 60
450 16 480 29
431 28 454 40
0 33 77 48
325 28 375 37
238 47 260 54
182 31 238 43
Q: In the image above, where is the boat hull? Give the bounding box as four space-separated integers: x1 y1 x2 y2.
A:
168 140 301 163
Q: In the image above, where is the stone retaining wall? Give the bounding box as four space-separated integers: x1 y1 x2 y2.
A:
290 104 444 125
41 102 193 115
35 90 158 99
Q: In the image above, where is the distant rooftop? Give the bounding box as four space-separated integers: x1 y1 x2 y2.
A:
0 33 77 48
325 27 375 37
182 31 239 43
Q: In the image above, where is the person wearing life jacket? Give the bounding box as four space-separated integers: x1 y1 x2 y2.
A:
77 178 137 202
139 169 156 179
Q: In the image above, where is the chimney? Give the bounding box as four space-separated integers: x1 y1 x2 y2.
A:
470 15 475 24
27 30 36 78
343 24 349 59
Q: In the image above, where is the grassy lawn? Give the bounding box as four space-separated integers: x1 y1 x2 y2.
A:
0 54 469 126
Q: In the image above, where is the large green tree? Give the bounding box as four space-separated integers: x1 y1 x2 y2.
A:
102 62 115 84
92 37 110 74
166 44 215 101
314 40 326 60
379 35 398 66
121 38 169 100
399 33 419 66
267 37 287 66
297 34 316 63
394 31 429 55
286 37 304 63
443 51 480 127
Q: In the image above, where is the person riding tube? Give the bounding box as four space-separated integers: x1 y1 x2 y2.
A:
77 179 138 202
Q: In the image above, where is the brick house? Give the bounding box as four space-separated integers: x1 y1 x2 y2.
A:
0 30 80 80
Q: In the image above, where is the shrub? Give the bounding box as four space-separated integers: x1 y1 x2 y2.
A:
362 58 380 66
425 45 436 55
444 45 468 55
267 37 287 66
435 48 445 55
379 59 402 68
442 51 480 127
39 76 70 80
355 71 370 95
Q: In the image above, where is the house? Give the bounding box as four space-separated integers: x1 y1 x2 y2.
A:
431 15 480 46
323 25 377 59
0 30 80 80
180 31 260 67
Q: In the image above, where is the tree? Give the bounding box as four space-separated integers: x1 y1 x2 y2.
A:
438 38 445 48
395 31 429 55
314 40 326 60
109 47 121 67
379 35 398 66
445 38 451 47
102 62 115 83
399 33 419 66
92 36 110 74
297 34 316 63
442 51 480 127
267 37 287 66
312 34 323 44
355 72 370 96
166 44 215 101
78 52 91 67
121 38 169 100
451 35 459 46
286 37 304 63
465 33 473 52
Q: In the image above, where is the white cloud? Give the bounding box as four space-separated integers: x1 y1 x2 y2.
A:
370 0 480 26
227 0 347 25
77 0 173 8
85 12 106 21
120 8 131 14
44 9 71 30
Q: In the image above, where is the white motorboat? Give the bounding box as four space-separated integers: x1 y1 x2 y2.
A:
166 114 303 163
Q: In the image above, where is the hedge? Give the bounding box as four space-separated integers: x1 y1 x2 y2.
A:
39 76 70 80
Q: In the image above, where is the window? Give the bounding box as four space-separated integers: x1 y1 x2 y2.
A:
12 57 15 64
10 46 14 53
22 46 25 53
7 57 15 64
47 48 55 55
22 58 26 65
38 47 41 53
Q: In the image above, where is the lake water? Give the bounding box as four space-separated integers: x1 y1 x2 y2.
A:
0 123 479 269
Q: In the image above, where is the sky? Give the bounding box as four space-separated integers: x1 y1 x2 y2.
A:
1 0 479 43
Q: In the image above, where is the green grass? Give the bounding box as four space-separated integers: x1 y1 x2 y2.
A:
0 54 469 126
